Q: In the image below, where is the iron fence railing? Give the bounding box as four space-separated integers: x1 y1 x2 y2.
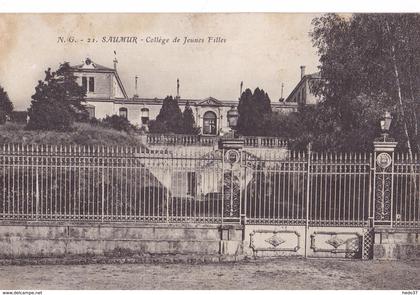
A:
0 144 224 223
0 144 419 228
393 153 420 227
243 151 372 227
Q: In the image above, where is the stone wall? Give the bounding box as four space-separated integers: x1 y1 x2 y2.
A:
373 227 420 260
0 221 243 260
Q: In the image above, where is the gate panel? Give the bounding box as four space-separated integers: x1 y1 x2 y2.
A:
243 150 308 225
243 149 374 259
308 152 372 227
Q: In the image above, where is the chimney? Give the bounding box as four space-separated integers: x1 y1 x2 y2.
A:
300 65 306 79
240 81 243 98
113 58 118 70
280 83 284 102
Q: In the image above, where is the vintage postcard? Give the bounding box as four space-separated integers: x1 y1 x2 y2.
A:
0 12 419 291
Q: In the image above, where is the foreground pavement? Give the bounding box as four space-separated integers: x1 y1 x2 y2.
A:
0 258 419 290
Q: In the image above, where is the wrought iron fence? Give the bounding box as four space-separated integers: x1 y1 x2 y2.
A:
243 151 372 227
0 144 224 223
393 153 420 227
0 144 419 227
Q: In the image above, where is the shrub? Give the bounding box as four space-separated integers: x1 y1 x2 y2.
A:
102 115 135 133
26 99 74 132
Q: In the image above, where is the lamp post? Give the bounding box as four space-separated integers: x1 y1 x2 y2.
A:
380 111 393 142
373 110 397 231
227 106 239 138
219 106 244 150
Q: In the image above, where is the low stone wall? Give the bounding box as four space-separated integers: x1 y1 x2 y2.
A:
373 227 420 260
2 221 419 261
0 221 244 260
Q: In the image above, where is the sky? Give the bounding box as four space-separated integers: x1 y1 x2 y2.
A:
0 13 321 110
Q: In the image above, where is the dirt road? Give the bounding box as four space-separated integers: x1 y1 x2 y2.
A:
1 258 419 290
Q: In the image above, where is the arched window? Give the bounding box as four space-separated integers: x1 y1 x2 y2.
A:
119 107 128 119
202 111 217 135
141 108 149 125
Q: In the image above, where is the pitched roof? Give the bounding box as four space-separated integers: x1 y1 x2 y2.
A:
72 58 115 72
197 97 223 106
72 58 128 99
285 72 322 102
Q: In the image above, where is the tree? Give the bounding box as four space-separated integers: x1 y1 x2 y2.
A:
148 96 184 134
237 88 272 136
27 62 87 131
182 101 200 134
0 86 13 124
307 13 420 152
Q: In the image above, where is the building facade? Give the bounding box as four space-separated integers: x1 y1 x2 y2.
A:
72 58 300 135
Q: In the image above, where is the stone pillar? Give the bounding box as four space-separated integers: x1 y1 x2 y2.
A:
373 140 397 227
372 140 398 260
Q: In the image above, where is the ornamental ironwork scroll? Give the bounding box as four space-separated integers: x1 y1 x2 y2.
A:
223 171 240 218
374 152 393 223
223 149 241 219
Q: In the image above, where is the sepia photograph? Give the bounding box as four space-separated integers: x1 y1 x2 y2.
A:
0 6 419 292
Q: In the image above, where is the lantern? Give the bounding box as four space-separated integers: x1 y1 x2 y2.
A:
227 106 239 129
380 111 392 134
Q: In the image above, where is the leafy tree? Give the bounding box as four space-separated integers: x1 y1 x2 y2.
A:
102 114 135 133
0 85 13 124
182 101 200 134
237 88 272 136
149 96 184 134
306 13 420 153
27 62 87 131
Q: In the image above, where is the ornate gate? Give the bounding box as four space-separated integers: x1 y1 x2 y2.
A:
237 146 376 259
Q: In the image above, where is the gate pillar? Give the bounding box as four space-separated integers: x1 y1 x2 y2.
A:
373 140 397 227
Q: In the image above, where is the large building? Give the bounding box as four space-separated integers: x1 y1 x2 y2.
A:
72 57 317 135
284 66 322 105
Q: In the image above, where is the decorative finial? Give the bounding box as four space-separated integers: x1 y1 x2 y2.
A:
113 50 118 70
177 78 180 98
